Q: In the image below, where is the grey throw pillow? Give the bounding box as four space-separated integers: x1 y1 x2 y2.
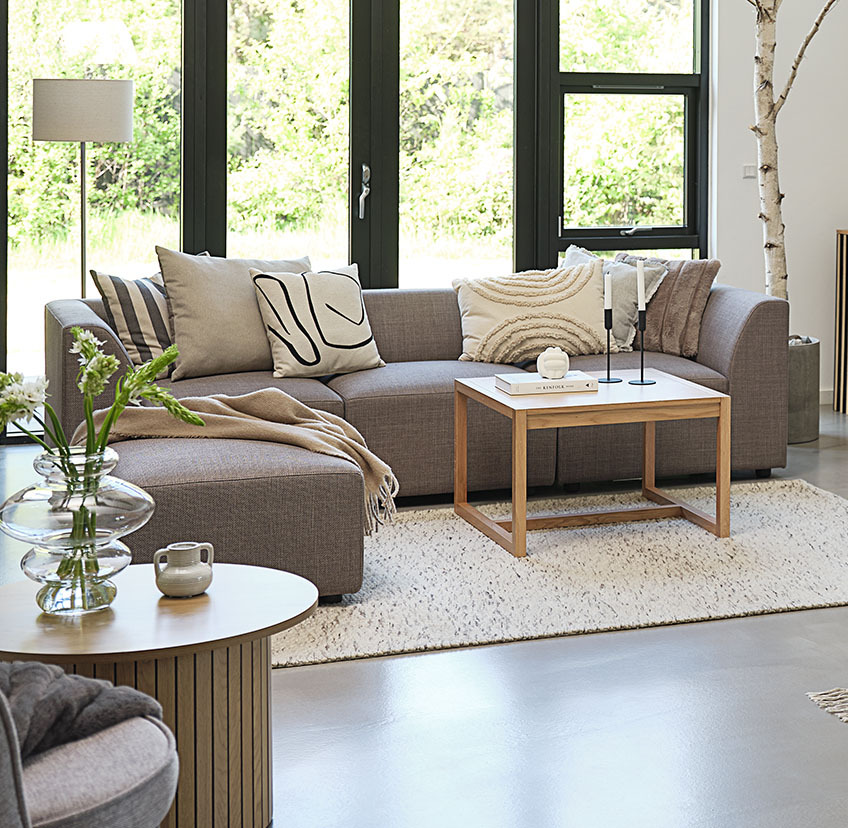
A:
156 247 310 380
251 264 384 378
562 245 666 350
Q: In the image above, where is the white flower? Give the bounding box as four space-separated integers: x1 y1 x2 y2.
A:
69 330 104 355
0 376 48 425
77 353 120 397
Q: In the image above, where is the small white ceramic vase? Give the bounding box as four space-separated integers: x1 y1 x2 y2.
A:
153 541 214 598
537 346 569 379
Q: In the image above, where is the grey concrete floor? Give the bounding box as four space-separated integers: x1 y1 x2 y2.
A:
1 411 847 827
271 409 848 828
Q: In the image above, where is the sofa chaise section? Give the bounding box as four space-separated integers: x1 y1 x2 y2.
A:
110 437 364 597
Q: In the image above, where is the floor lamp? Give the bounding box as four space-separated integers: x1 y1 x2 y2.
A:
32 78 134 298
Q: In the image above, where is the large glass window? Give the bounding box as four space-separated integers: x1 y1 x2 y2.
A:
7 2 181 378
562 92 685 229
226 0 349 271
3 1 709 408
398 0 514 287
560 0 694 74
555 0 705 257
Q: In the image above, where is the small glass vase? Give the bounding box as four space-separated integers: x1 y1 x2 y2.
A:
0 446 155 615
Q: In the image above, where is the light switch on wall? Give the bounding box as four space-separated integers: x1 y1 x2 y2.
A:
742 164 757 179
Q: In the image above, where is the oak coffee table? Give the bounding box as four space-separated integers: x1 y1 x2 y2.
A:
0 563 318 828
454 368 731 557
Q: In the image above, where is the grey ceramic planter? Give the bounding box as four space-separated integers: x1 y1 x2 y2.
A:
788 335 820 444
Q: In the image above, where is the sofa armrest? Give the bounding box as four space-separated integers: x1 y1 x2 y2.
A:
45 300 133 438
697 284 789 467
0 694 31 828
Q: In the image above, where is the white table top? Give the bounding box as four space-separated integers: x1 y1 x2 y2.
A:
456 369 727 413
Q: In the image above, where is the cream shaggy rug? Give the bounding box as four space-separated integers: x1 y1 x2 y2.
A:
271 478 848 667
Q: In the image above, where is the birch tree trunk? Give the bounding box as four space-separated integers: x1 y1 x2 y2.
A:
752 1 787 299
747 0 842 300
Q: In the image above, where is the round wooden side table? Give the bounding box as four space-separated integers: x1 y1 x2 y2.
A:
0 563 318 828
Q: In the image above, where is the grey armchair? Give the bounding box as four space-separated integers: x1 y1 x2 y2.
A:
0 688 178 828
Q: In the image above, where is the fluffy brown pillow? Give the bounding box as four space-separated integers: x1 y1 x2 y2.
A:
617 254 720 358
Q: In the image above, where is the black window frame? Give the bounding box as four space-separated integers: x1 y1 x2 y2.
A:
516 0 709 269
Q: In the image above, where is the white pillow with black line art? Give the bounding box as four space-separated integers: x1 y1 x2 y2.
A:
251 263 385 378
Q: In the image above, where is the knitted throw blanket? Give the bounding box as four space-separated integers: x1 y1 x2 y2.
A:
73 389 398 534
0 661 161 760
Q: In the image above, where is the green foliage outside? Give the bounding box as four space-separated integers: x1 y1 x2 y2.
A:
8 0 180 249
8 0 693 257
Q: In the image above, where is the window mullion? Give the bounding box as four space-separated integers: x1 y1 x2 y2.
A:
182 0 226 257
559 72 700 92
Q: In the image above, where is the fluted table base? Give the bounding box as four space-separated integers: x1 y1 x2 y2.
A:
68 637 273 828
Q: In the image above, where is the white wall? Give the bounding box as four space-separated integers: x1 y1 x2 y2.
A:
711 0 848 394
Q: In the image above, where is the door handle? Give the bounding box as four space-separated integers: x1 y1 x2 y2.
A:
358 164 371 220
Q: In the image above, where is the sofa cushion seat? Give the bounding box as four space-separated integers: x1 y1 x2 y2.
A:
23 717 177 828
328 361 557 496
112 438 364 596
569 352 728 392
158 371 344 416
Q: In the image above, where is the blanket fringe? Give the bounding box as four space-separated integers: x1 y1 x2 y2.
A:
807 688 848 723
365 477 399 536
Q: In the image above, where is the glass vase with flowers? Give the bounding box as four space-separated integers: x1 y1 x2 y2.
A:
0 328 203 614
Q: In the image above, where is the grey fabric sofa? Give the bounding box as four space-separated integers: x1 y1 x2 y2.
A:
0 688 178 828
45 284 788 594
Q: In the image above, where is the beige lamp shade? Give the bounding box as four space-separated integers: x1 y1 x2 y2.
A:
32 78 133 142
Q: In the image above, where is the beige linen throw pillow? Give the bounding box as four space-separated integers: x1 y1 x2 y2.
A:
156 247 310 380
251 263 384 378
452 264 611 363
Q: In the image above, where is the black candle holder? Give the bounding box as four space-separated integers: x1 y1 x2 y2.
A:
598 308 622 384
629 309 656 386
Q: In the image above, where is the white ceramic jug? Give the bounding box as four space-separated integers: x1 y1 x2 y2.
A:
153 541 214 598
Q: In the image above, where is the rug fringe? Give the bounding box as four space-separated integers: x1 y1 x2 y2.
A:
807 688 848 723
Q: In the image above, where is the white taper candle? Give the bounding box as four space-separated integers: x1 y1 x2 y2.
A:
636 259 646 311
604 269 612 310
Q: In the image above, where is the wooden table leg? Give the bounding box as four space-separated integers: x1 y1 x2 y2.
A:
511 410 528 557
716 396 731 537
642 420 656 497
454 389 468 508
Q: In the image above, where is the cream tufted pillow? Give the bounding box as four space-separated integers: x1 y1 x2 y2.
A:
452 264 612 363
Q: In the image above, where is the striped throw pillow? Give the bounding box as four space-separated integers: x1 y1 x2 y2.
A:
91 269 173 378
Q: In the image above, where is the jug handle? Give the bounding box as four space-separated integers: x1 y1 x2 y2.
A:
199 543 214 566
153 549 168 577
